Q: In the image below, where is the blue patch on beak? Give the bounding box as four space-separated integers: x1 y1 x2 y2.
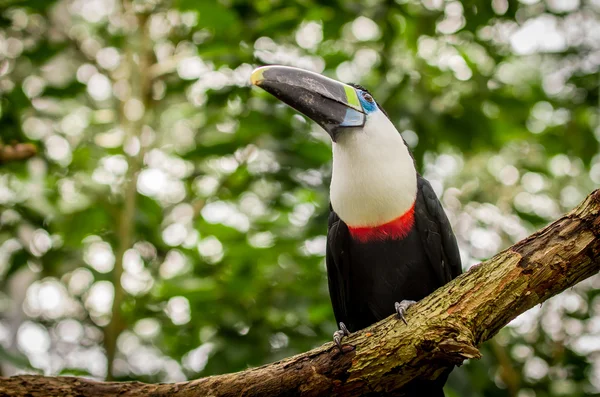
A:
339 108 365 127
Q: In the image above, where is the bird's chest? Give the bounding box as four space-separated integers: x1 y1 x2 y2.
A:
347 229 437 305
330 126 417 229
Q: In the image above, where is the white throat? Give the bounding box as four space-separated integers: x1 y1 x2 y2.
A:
330 111 417 228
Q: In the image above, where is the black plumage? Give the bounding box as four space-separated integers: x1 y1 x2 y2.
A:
326 175 462 396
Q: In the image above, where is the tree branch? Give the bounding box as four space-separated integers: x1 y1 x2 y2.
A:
0 142 36 165
2 189 599 396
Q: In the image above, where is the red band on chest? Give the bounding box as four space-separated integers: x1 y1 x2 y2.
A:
348 204 415 243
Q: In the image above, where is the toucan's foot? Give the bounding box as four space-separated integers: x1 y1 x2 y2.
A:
333 322 350 352
395 300 417 325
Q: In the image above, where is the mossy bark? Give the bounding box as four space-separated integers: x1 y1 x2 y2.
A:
2 189 599 397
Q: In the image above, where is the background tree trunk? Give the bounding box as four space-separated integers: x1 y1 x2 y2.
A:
1 189 599 396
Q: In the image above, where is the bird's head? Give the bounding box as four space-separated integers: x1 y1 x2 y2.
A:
251 65 417 231
250 65 385 142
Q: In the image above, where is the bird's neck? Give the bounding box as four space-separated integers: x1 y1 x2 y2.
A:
330 112 417 242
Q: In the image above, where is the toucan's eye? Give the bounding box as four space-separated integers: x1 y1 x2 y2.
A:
363 93 374 103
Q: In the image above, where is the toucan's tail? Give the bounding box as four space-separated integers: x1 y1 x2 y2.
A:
397 381 445 397
393 367 452 397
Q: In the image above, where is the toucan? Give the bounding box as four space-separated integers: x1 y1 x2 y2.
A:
251 65 462 396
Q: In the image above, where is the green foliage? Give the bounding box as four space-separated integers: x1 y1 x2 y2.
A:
0 0 598 395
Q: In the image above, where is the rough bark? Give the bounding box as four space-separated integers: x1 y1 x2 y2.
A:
2 189 599 397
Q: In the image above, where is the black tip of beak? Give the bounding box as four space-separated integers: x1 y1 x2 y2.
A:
250 66 268 86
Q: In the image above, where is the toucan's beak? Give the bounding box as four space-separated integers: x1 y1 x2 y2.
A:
251 65 365 141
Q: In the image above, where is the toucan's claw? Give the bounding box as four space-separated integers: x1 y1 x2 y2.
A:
333 322 351 352
395 300 417 325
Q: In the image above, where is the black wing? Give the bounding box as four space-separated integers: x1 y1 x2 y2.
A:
325 208 351 327
415 175 462 284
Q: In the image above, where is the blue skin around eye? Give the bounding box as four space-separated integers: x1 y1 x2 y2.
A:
358 91 378 114
339 90 378 127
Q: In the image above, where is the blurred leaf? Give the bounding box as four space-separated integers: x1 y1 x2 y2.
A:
0 345 39 373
